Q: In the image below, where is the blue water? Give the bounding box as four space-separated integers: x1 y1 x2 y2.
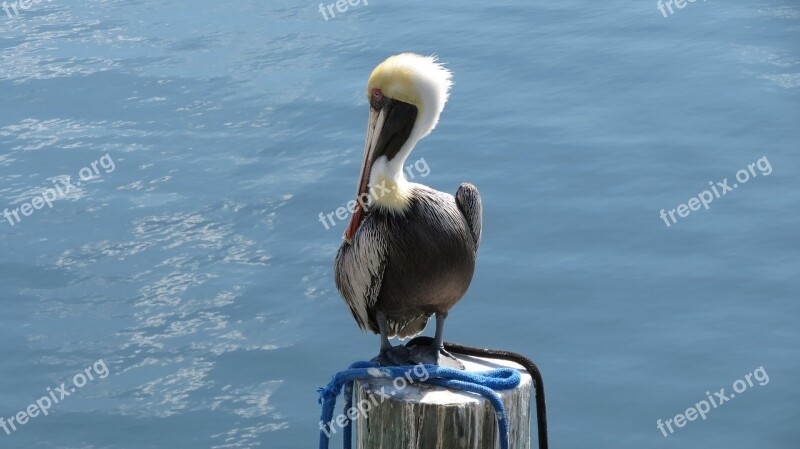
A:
1 0 798 447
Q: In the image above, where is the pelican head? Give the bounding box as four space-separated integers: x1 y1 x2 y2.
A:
344 53 453 243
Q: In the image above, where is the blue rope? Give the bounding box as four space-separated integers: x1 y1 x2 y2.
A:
317 361 521 449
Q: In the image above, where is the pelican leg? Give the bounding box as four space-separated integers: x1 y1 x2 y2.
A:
410 312 465 369
372 311 410 366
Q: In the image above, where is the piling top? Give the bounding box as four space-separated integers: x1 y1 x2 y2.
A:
359 355 532 406
354 354 534 449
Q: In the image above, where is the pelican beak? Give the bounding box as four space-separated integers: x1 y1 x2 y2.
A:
344 107 383 244
344 93 418 244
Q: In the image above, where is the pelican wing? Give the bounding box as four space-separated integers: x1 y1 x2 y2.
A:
334 224 387 332
455 183 482 252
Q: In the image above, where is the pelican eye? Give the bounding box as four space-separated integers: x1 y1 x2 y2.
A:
370 88 385 110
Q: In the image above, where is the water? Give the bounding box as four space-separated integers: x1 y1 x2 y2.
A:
1 1 798 447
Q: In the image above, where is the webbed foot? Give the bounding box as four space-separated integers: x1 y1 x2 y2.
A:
409 345 465 370
372 345 412 366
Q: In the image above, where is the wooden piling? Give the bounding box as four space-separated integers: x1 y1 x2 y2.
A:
353 355 532 449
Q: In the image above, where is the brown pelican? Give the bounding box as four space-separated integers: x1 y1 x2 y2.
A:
334 53 482 368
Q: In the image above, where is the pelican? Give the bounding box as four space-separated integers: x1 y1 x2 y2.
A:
334 53 482 368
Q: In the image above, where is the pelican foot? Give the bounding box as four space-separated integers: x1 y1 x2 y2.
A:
409 346 465 370
372 345 412 366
